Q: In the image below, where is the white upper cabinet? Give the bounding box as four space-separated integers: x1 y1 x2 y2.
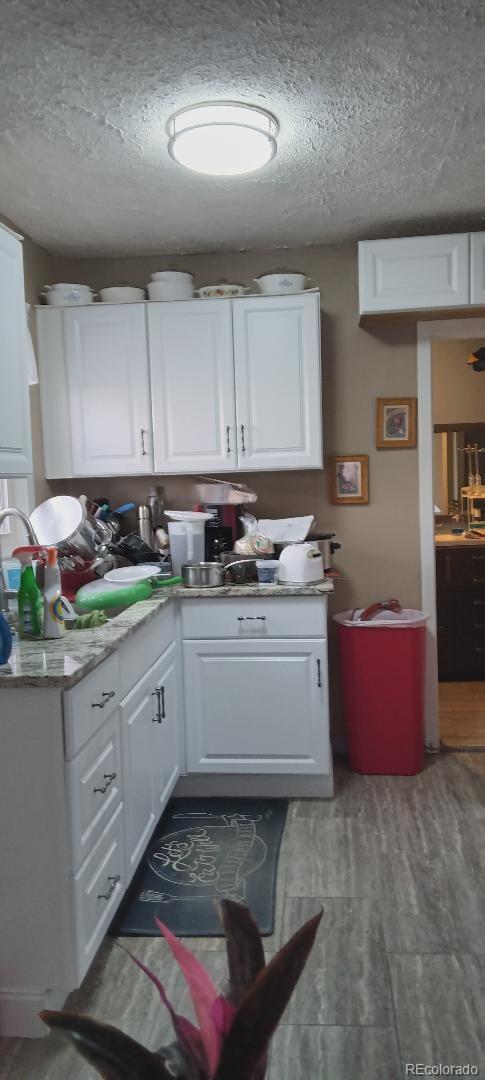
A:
37 293 323 478
358 234 470 313
232 293 323 470
64 305 152 475
148 299 237 474
0 227 32 476
470 232 485 304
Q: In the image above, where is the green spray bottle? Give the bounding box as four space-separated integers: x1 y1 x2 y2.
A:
13 546 44 639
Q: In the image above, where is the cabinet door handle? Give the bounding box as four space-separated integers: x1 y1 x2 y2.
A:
141 428 147 456
473 599 485 606
151 687 162 723
472 578 485 584
92 690 115 709
317 658 322 687
160 685 166 719
226 425 231 454
97 874 120 901
240 424 246 452
474 645 485 653
237 615 267 621
474 623 485 630
93 771 117 795
446 555 451 584
472 554 485 561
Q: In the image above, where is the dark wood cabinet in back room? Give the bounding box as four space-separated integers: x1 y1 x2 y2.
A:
436 546 485 679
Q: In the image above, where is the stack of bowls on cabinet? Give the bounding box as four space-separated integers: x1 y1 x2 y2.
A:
147 271 194 301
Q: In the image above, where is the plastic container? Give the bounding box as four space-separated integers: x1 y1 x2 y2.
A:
168 520 206 576
256 559 280 584
14 547 44 639
2 558 21 591
334 606 428 776
43 547 65 639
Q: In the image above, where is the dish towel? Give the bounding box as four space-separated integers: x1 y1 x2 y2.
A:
0 480 9 535
25 304 38 385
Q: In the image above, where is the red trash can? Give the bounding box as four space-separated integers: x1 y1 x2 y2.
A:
334 602 428 775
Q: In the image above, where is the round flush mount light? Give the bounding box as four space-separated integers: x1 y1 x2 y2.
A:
166 101 279 177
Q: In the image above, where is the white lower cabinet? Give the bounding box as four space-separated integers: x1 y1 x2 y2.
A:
72 802 125 984
184 638 330 775
120 641 180 875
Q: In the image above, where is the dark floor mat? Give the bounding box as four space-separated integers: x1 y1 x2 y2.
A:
112 796 288 937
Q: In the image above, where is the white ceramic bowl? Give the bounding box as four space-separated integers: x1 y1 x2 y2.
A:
41 284 95 306
147 279 194 301
151 271 193 283
254 272 308 294
195 283 248 298
100 286 146 303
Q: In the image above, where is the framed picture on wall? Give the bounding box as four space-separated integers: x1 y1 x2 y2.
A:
329 455 369 505
376 397 417 449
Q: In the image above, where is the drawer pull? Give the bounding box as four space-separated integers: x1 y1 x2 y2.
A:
93 771 117 795
472 578 485 584
317 658 322 687
473 599 485 606
237 615 267 622
472 554 485 561
226 425 231 454
92 690 116 710
97 874 120 901
474 646 485 653
473 623 485 630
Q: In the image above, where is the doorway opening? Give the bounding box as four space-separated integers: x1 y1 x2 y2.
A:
418 319 485 751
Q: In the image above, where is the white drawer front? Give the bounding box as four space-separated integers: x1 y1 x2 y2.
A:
63 653 121 759
118 604 175 700
181 596 327 639
67 712 122 872
72 802 125 984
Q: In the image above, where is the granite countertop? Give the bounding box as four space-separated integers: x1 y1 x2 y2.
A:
0 580 333 689
435 531 485 547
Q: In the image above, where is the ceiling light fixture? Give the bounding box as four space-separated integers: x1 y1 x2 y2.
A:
166 101 278 177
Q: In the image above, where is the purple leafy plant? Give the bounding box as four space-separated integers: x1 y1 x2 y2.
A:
41 899 322 1079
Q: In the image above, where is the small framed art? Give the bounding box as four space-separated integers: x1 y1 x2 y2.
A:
329 455 369 505
376 397 417 449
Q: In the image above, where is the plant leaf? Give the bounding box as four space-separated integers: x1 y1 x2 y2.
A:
40 1010 172 1079
121 946 208 1077
155 916 220 1076
211 995 236 1041
219 899 266 1006
214 909 323 1080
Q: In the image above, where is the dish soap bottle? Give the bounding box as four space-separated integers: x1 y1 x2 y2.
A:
43 546 65 639
0 611 13 665
13 546 44 640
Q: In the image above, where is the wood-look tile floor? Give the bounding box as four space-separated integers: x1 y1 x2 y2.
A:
439 681 485 748
1 752 485 1079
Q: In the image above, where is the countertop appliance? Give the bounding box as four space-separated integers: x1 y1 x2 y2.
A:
278 542 324 585
307 532 341 570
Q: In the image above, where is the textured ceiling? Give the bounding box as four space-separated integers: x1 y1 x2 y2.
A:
1 0 485 256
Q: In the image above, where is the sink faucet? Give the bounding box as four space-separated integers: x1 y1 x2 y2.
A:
0 507 39 614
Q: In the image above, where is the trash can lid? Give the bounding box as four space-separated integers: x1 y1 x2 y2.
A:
334 608 429 628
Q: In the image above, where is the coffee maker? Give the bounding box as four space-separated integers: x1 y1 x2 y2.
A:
203 504 238 561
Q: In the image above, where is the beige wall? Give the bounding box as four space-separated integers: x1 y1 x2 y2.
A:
432 339 485 425
50 243 421 616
